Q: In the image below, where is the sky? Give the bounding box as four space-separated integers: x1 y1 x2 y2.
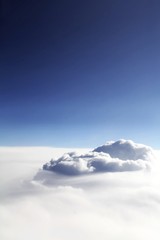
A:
0 0 160 147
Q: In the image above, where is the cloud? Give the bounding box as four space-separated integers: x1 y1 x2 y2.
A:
93 139 153 160
0 146 160 240
42 140 154 176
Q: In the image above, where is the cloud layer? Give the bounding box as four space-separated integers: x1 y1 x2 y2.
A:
0 145 160 240
43 140 154 175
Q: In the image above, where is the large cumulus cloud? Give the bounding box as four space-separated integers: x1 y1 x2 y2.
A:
43 140 154 176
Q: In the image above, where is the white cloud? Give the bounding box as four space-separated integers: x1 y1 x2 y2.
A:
42 140 154 176
93 139 154 160
0 142 160 240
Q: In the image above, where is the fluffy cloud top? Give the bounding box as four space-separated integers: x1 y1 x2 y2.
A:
93 139 153 160
43 140 154 175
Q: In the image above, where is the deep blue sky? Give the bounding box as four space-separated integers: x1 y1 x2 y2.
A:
0 0 160 148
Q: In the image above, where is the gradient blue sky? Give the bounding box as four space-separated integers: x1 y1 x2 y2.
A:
0 0 160 148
